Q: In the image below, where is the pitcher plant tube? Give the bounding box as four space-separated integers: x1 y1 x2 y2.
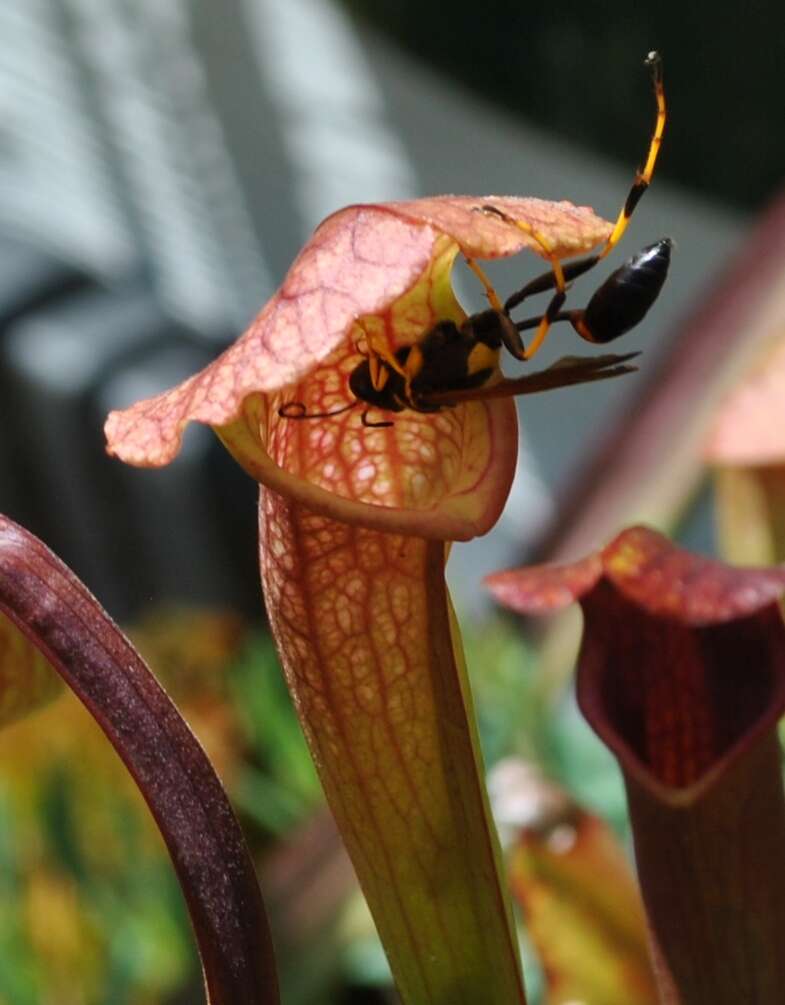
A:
103 188 669 1002
487 526 785 1004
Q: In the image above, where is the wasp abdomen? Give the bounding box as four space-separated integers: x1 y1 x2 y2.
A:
581 238 672 343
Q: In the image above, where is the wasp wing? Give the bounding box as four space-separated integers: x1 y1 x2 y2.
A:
423 352 640 406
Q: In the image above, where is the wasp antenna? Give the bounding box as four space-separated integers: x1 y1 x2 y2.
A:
361 410 394 428
278 400 358 421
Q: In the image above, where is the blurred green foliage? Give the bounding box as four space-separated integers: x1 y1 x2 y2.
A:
228 635 322 837
0 606 629 1003
0 610 321 1005
462 614 628 832
0 690 195 1005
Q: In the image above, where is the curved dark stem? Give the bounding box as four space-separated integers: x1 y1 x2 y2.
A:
0 515 279 1005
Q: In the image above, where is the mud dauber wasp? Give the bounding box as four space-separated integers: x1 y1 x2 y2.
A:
280 52 669 429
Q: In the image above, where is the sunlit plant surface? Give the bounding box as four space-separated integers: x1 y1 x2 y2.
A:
3 51 785 1002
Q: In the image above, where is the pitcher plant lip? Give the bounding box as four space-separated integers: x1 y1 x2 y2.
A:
486 525 785 804
487 526 785 623
105 196 612 541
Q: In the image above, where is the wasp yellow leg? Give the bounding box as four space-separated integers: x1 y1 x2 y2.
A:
360 330 413 399
508 218 566 295
477 206 567 360
523 289 567 360
476 205 567 297
477 205 567 359
402 341 425 406
464 257 505 311
354 326 392 392
365 335 406 377
368 352 389 392
600 51 665 259
353 324 403 392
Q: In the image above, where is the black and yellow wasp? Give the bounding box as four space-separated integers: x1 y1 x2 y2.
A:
280 52 669 429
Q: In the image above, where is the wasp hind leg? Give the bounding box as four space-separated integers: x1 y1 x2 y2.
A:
598 51 665 261
475 52 665 358
464 256 505 312
354 326 408 393
474 205 567 360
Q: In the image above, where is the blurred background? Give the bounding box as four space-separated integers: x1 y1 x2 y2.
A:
0 0 782 1002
